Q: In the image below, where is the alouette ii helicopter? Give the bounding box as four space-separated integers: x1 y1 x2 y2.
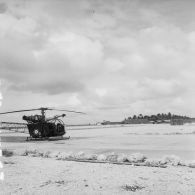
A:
0 107 85 140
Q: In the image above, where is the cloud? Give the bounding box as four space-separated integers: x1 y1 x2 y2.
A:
1 0 195 122
8 80 85 95
95 88 107 97
0 7 103 95
0 2 7 14
0 80 2 107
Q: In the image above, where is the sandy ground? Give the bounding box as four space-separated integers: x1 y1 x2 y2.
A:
1 124 195 194
1 156 195 195
1 124 195 159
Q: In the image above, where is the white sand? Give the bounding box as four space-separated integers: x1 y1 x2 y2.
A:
1 124 195 194
1 156 195 195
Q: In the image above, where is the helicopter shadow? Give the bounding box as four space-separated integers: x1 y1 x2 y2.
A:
1 135 70 143
1 136 27 143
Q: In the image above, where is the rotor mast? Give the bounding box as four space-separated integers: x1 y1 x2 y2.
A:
40 108 46 121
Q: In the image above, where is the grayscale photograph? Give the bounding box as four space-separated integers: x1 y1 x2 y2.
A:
0 0 195 194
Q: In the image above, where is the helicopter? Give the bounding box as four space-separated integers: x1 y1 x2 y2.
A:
0 107 86 140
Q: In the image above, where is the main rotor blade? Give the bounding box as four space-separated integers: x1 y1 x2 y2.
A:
47 108 86 114
0 108 40 115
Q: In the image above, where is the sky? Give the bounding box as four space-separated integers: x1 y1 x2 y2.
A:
0 0 195 124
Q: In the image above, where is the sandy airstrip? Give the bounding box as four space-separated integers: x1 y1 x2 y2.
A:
1 124 195 194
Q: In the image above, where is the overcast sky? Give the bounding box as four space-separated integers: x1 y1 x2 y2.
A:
0 0 195 123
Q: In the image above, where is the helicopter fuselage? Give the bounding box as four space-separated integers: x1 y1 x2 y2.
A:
23 114 66 138
27 122 65 138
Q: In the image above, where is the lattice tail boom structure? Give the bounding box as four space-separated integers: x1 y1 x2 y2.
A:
0 122 28 133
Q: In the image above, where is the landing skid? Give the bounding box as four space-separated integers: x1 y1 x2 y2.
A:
26 136 70 141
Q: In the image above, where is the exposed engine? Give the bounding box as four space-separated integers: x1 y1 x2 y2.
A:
23 115 43 123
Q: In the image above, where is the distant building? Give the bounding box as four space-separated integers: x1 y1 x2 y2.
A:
101 121 122 125
122 118 150 124
170 119 184 125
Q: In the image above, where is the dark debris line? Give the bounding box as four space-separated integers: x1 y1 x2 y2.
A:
121 184 145 192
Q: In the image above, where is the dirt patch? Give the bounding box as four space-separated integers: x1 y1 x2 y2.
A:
3 161 15 164
121 184 145 192
2 149 14 157
40 180 70 187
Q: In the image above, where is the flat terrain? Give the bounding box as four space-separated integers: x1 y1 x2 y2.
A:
1 124 195 160
1 156 195 195
1 124 195 194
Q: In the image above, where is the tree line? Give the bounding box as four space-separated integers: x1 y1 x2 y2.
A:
124 112 190 121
